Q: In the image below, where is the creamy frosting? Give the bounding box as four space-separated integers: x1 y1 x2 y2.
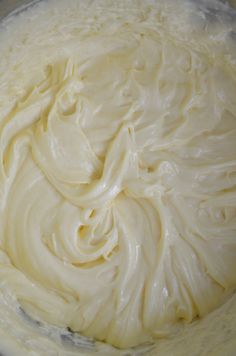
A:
0 0 236 353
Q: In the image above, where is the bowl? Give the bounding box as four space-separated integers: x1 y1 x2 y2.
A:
0 1 236 355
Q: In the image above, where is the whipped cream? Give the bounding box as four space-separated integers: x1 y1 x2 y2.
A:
0 0 236 353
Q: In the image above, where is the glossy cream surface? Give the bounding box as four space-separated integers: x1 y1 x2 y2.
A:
0 0 236 353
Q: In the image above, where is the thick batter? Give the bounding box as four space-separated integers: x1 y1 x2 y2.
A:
0 0 236 353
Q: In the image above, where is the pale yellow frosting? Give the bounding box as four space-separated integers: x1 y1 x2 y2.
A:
0 0 236 353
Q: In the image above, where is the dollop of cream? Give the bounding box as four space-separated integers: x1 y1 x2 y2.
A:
0 0 236 351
